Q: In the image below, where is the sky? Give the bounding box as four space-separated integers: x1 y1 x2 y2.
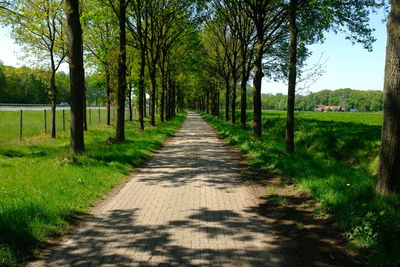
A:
0 10 388 95
264 10 387 94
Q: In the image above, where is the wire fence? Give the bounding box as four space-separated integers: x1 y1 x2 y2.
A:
0 107 150 143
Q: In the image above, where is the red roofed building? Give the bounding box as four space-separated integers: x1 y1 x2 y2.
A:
315 105 345 112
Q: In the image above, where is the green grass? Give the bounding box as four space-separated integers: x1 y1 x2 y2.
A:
0 108 133 143
202 110 399 266
0 113 186 266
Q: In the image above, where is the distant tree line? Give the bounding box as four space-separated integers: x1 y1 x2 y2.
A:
1 61 384 114
0 63 70 104
220 88 383 112
295 89 383 112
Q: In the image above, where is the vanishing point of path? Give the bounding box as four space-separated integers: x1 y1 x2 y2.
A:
32 112 283 266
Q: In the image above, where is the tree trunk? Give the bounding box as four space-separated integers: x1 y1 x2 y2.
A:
231 77 237 124
138 48 145 130
50 69 57 138
253 30 264 137
240 48 248 129
206 89 209 114
138 80 144 129
166 74 171 120
225 77 230 121
286 0 298 154
128 82 133 121
149 69 156 126
116 0 127 141
166 85 170 120
217 91 220 117
377 0 400 194
83 94 87 130
105 66 111 125
65 0 85 154
143 89 147 117
160 70 165 122
171 80 176 116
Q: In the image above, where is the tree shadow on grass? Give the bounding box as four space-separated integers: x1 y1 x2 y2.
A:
203 113 400 265
0 204 87 266
247 130 398 265
0 116 186 265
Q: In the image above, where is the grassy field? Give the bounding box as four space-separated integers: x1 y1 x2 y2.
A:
0 108 136 143
203 110 399 265
0 113 186 265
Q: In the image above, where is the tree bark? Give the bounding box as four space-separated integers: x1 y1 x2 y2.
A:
172 81 176 116
143 89 147 117
377 0 400 194
240 60 247 129
149 68 156 126
253 30 264 137
116 0 127 141
50 68 57 138
138 47 145 130
217 91 220 117
166 73 172 120
65 0 85 154
105 66 111 125
83 93 87 130
206 89 209 114
160 70 165 122
128 82 133 121
231 77 238 124
225 77 230 121
286 0 298 154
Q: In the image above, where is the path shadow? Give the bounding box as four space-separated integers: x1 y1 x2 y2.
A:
44 113 284 266
47 207 282 266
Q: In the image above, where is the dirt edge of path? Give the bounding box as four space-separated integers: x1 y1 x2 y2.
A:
203 116 362 267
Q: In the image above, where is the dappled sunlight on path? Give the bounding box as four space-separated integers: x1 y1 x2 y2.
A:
30 112 283 266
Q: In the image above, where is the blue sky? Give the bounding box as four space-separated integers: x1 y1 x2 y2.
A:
265 10 387 94
0 10 387 95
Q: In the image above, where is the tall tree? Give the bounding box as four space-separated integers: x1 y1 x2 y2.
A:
106 0 130 141
157 1 192 122
82 1 117 125
204 19 234 121
65 0 85 154
284 0 382 154
127 0 147 130
144 0 162 126
242 0 287 137
377 0 400 194
213 0 255 129
3 0 67 138
285 0 297 154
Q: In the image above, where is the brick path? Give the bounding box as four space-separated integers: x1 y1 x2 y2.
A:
36 112 282 266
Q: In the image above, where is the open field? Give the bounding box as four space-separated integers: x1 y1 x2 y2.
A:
0 113 186 265
202 110 399 265
0 108 138 143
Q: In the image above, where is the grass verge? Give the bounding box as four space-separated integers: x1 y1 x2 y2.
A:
200 111 399 266
0 108 134 143
0 112 186 265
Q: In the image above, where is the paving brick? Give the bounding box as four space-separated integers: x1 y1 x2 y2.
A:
29 112 282 266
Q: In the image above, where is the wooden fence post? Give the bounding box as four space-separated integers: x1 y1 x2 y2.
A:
89 108 92 125
19 110 22 140
44 109 47 133
62 109 65 131
98 108 101 124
